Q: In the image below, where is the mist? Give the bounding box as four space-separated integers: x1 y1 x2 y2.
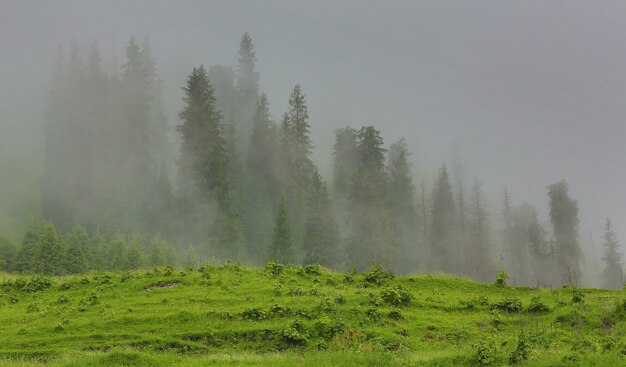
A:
1 1 625 288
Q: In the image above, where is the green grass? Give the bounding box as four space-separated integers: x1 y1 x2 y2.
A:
0 262 624 366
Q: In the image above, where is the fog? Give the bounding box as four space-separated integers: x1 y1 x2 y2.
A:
1 1 625 287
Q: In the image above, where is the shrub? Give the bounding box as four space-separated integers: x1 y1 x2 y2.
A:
494 267 509 288
269 304 290 317
265 261 285 277
26 302 39 313
380 286 412 307
363 265 394 285
527 297 550 313
280 319 308 346
388 309 403 320
304 264 322 275
57 295 70 304
509 332 531 364
242 307 268 321
334 294 346 305
571 288 585 303
491 298 522 313
473 340 497 366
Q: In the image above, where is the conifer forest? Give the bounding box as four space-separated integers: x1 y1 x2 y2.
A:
0 2 625 366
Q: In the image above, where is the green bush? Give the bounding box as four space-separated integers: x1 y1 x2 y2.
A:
362 265 394 285
491 297 522 313
509 331 531 364
304 264 322 275
380 286 412 307
242 307 268 321
527 297 550 313
265 261 285 277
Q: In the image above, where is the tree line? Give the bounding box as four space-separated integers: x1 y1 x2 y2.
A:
0 32 623 289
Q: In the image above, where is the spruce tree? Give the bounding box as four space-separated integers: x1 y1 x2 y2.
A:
548 180 582 284
235 32 260 149
245 94 279 261
467 177 494 281
0 235 17 272
332 126 359 197
269 198 293 264
601 218 624 289
64 225 90 274
37 223 65 275
346 126 391 270
430 165 456 273
386 138 418 272
302 172 341 267
177 66 242 259
13 225 41 273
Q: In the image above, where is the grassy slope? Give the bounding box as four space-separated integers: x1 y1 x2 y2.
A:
0 263 624 367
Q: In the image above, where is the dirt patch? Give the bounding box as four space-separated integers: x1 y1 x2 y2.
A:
144 280 181 290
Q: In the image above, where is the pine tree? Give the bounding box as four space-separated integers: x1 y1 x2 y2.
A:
280 84 314 192
149 236 168 266
601 218 624 289
548 180 582 284
177 66 242 259
332 126 359 197
430 165 456 273
302 172 341 267
467 177 494 281
13 225 41 273
269 198 293 264
346 126 391 270
107 235 126 270
0 235 17 272
245 94 279 262
124 236 145 270
386 138 418 272
64 225 90 274
235 32 260 150
37 223 65 275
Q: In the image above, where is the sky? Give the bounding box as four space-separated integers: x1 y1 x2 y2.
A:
1 0 625 275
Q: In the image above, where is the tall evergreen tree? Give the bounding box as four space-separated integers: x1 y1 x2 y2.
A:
345 126 391 270
332 126 359 197
302 172 341 267
64 225 89 274
177 65 241 259
601 218 624 289
386 138 419 272
0 235 17 272
430 165 456 273
235 32 260 150
37 223 65 275
13 225 41 273
245 94 279 262
466 177 495 281
269 198 293 264
548 180 582 284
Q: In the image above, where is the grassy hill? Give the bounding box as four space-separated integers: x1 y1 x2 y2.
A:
0 262 624 366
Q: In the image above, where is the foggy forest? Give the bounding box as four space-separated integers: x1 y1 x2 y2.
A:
0 6 625 290
2 2 626 366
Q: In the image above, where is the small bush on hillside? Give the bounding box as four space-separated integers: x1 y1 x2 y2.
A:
473 340 497 366
509 331 531 364
527 297 551 313
388 309 403 320
265 261 285 277
304 264 322 275
363 265 394 285
343 268 357 283
57 295 70 304
26 302 39 313
571 288 585 303
495 267 509 288
269 304 290 317
380 286 412 307
242 307 268 321
280 319 308 347
334 294 346 305
491 298 522 313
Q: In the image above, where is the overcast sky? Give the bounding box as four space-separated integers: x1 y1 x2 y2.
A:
1 0 625 269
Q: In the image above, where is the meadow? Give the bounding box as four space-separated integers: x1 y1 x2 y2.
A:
0 262 624 366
